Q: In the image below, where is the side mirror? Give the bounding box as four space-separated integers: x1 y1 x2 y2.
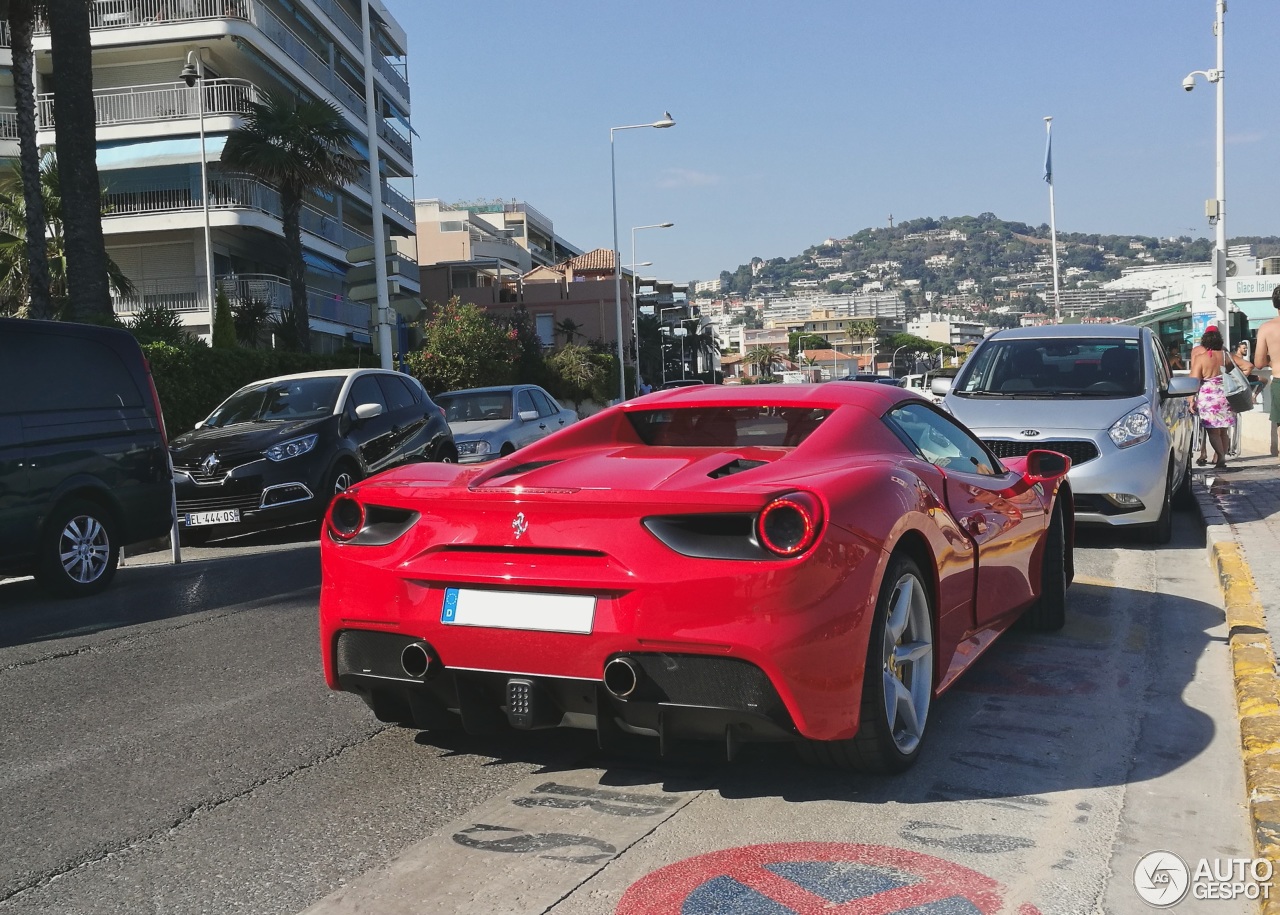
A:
1163 375 1200 398
930 377 953 396
517 410 539 422
354 402 384 421
1024 448 1070 484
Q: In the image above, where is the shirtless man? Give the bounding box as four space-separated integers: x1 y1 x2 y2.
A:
1252 286 1280 455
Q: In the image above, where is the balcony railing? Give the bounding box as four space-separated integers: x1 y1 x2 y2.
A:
113 273 371 331
102 171 370 250
375 55 410 102
0 107 16 140
38 78 261 130
35 0 373 129
382 182 412 222
219 273 371 328
377 118 411 162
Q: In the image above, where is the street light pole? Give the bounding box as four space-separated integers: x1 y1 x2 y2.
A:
611 113 674 402
1185 0 1229 351
631 222 673 389
181 50 215 338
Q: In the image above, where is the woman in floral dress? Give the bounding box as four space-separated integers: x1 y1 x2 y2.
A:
1191 328 1246 469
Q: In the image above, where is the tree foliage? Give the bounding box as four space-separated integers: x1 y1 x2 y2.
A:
404 298 522 395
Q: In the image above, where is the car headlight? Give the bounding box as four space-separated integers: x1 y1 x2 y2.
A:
264 434 318 462
456 440 492 457
1108 405 1152 448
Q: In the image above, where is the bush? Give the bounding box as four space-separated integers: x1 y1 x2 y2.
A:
404 298 521 395
212 288 237 348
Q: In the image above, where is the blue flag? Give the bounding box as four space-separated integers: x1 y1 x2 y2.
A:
1043 130 1053 185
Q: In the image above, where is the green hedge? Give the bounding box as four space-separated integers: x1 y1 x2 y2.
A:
144 343 371 436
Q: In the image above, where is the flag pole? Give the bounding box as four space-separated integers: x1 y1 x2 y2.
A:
1044 116 1062 324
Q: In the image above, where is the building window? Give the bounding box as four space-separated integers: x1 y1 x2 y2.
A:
536 313 555 346
439 221 464 232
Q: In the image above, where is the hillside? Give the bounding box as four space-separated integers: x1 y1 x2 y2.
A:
716 213 1280 322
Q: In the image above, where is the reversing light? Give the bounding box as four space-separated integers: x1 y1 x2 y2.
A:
328 495 365 541
756 491 824 557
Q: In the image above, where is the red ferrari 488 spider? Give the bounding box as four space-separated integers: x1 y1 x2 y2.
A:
320 383 1073 772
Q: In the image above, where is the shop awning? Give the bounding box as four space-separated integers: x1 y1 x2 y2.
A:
97 135 226 171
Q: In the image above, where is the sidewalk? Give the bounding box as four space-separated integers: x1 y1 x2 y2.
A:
1197 406 1280 913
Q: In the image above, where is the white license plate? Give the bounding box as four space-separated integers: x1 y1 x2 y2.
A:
441 588 596 634
184 509 241 527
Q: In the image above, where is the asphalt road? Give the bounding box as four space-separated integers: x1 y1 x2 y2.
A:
0 514 1256 914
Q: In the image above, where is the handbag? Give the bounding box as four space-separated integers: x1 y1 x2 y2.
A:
1221 353 1255 413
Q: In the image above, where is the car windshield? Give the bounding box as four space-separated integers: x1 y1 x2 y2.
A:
627 407 831 448
437 392 513 422
955 338 1144 397
204 377 343 427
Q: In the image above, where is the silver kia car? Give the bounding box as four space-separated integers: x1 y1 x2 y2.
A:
934 324 1199 543
436 384 578 463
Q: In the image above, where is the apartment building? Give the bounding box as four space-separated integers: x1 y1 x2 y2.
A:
30 0 417 351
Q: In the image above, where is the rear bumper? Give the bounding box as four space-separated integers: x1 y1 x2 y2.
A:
333 629 798 753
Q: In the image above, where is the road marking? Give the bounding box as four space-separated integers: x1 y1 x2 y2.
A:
301 767 703 915
615 843 1045 914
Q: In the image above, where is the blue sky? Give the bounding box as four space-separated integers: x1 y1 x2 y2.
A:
396 1 1280 284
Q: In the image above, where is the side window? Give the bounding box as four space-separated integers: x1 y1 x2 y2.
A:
1148 337 1171 389
7 332 144 412
516 390 537 416
886 402 1002 476
531 390 557 417
346 375 387 415
375 374 416 412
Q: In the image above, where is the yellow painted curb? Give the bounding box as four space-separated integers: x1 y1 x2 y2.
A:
1211 539 1280 891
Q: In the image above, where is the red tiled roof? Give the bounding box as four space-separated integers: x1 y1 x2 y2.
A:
566 248 616 272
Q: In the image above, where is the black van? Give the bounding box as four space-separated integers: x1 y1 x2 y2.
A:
0 318 173 596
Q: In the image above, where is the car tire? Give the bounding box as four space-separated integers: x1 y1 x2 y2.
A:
434 443 458 463
499 443 515 457
34 498 120 598
799 553 934 773
1141 465 1174 545
327 462 361 496
1020 503 1067 632
1172 449 1196 511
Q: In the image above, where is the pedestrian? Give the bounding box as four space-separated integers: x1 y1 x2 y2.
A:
1190 327 1239 470
1167 345 1186 371
1192 326 1216 465
1251 286 1280 456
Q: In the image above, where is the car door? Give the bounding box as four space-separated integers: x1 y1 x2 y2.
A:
344 374 396 471
886 401 1046 626
513 388 544 449
0 331 31 569
531 388 573 440
374 372 427 465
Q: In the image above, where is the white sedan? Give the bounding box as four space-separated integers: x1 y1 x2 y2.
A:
436 384 578 463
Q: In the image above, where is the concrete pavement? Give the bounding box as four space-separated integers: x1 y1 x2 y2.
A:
1199 405 1280 914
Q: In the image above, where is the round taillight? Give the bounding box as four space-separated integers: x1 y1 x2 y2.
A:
756 492 824 557
328 496 365 541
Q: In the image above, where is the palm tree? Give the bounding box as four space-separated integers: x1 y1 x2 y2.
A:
555 317 583 346
222 92 358 353
8 0 50 319
47 0 113 322
744 345 785 381
0 157 133 316
846 318 879 372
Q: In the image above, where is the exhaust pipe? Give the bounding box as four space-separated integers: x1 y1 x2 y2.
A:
400 642 433 679
603 657 642 699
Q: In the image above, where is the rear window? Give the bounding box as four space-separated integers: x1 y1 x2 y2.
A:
626 407 831 448
1 331 143 412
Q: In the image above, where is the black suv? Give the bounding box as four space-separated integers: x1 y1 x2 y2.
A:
0 317 174 596
169 369 455 543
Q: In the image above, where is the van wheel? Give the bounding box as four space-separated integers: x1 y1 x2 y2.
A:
434 443 458 463
35 499 120 597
